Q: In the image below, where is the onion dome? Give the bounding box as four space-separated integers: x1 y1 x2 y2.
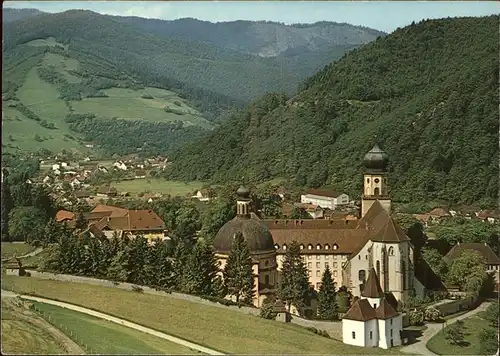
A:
236 186 250 199
363 144 389 172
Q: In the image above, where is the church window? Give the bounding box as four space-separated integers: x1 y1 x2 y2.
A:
359 269 366 281
388 247 394 256
376 260 380 277
365 255 368 259
370 331 373 340
374 178 380 183
265 275 269 285
374 187 380 195
390 319 393 325
265 260 269 267
352 331 356 339
367 178 370 183
374 304 377 308
358 255 361 260
390 329 393 337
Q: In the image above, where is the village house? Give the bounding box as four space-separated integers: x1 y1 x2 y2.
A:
445 242 500 287
191 189 213 202
113 161 128 171
428 207 451 223
57 204 169 244
282 202 324 219
475 210 498 224
301 188 349 210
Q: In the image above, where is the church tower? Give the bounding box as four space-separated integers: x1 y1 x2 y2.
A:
361 144 391 218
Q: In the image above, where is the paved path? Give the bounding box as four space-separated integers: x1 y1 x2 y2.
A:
19 247 43 259
2 290 224 355
400 302 491 355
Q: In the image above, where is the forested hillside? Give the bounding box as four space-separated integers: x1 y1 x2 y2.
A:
113 16 385 57
165 16 499 207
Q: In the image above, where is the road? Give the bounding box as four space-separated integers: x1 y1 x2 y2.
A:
400 302 491 355
1 290 224 355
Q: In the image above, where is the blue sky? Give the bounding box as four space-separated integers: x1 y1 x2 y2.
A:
4 1 499 33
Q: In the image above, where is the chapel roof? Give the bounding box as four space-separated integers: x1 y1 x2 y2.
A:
342 298 377 321
361 268 385 298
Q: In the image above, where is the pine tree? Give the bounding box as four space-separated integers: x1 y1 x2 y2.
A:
278 240 310 315
317 266 338 320
1 182 14 242
223 232 254 304
183 240 221 296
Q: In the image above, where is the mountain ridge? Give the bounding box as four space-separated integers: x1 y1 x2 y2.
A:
164 15 499 207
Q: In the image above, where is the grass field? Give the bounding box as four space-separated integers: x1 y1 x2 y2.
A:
427 314 491 355
1 243 37 260
111 179 204 197
1 299 66 354
32 301 200 354
2 276 403 355
70 87 212 128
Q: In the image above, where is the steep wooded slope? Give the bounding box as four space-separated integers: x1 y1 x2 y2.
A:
165 16 499 206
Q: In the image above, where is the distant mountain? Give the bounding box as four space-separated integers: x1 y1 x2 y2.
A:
165 16 499 207
2 8 46 23
112 17 386 57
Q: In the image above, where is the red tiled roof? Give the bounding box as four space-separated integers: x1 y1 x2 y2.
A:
343 298 377 321
93 209 166 232
429 208 450 217
91 205 128 217
56 210 75 222
375 297 400 320
371 218 410 243
445 243 500 265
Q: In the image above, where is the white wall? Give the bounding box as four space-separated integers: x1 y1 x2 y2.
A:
349 242 373 297
378 315 403 349
365 319 379 347
342 319 366 347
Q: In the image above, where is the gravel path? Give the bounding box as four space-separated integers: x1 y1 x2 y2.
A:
10 292 224 355
400 302 491 355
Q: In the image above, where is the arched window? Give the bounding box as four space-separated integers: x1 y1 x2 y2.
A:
265 275 269 285
367 178 370 183
376 260 380 277
388 247 394 256
359 269 366 281
374 187 380 196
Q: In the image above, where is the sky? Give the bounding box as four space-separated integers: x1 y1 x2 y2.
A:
3 1 499 33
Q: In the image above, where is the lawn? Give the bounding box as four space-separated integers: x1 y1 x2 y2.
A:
31 301 200 354
1 299 66 354
1 243 37 260
111 179 205 197
2 276 403 355
70 87 212 128
427 314 491 355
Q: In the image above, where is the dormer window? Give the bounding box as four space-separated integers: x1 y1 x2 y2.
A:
308 244 313 250
333 243 339 250
325 244 330 250
300 244 304 250
316 244 321 250
282 244 287 250
274 244 279 250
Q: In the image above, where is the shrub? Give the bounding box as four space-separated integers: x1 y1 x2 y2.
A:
141 94 154 99
260 297 277 320
306 327 330 338
408 309 425 326
424 306 441 321
173 100 182 107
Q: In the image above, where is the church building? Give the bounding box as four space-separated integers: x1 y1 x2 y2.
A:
212 144 442 309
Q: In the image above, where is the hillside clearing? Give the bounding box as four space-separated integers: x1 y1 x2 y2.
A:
111 179 204 197
32 301 200 354
1 276 403 355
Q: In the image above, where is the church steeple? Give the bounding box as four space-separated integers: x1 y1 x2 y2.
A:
361 144 391 217
236 186 251 218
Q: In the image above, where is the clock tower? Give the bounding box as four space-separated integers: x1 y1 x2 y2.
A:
361 144 391 218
